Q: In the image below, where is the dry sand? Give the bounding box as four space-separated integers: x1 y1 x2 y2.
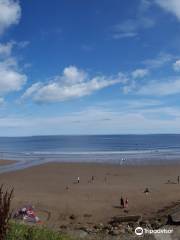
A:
0 162 180 228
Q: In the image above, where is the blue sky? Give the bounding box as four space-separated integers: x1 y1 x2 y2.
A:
1 0 180 135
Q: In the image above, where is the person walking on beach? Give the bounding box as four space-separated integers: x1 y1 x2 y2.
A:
77 176 80 184
178 176 180 184
125 198 128 208
120 196 124 208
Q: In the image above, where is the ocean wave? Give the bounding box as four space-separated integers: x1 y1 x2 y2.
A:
6 148 180 156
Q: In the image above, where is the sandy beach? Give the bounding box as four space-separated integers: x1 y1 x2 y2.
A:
0 162 180 229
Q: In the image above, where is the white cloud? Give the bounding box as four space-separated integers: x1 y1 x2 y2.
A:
0 2 27 102
137 79 180 96
22 66 127 103
0 41 29 58
3 105 180 135
143 52 174 69
132 68 149 79
123 99 162 109
112 1 154 39
0 42 27 96
62 66 87 84
0 0 21 35
112 17 154 39
155 0 180 20
173 60 180 72
0 41 13 57
0 59 27 94
21 82 41 100
123 80 136 94
123 68 149 93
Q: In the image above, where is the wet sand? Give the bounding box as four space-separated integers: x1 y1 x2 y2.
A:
0 159 17 166
0 162 180 228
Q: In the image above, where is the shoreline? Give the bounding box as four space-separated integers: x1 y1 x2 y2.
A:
0 159 17 166
1 157 180 175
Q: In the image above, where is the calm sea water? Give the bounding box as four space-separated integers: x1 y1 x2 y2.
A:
0 134 180 172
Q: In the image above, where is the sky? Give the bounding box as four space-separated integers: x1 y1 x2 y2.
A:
1 0 180 135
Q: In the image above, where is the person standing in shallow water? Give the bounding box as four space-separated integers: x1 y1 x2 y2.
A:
178 176 180 184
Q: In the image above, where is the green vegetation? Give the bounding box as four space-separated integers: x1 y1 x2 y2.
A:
6 222 72 240
0 185 13 240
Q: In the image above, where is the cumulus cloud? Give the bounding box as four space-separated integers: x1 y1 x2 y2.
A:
137 79 180 96
0 59 27 94
0 41 27 96
22 66 127 103
173 60 180 72
155 0 180 20
132 68 149 79
0 1 26 100
0 0 21 35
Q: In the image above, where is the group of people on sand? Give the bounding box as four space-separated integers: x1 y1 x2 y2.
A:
77 175 95 184
120 196 128 209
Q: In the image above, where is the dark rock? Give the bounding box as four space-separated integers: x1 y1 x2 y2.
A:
168 212 180 225
139 220 151 228
109 215 141 225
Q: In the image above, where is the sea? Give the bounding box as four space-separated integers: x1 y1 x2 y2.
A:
0 134 180 173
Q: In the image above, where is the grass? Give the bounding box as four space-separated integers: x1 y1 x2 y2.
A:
6 222 73 240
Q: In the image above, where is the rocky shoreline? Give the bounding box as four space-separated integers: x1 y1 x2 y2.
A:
58 201 180 239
